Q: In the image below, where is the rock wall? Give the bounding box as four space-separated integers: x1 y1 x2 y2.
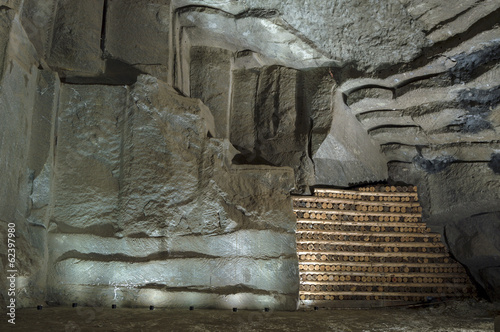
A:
1 0 499 308
0 4 60 308
46 76 298 309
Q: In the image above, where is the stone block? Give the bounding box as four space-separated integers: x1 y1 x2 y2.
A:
190 46 232 138
52 84 127 231
446 212 500 300
314 91 388 187
47 0 104 76
105 0 170 66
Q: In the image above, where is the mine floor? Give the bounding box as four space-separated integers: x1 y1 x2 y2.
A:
1 300 499 331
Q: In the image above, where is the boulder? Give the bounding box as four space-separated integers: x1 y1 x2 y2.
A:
445 212 500 300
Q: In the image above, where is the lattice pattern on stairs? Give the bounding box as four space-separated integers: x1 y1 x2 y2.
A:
293 185 476 306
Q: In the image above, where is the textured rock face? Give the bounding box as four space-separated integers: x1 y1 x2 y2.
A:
46 76 298 309
105 0 170 80
389 161 500 299
1 0 500 308
48 0 105 76
445 213 500 301
0 6 59 307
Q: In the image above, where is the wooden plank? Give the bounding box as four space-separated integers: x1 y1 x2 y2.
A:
297 240 443 248
297 251 448 257
300 291 464 297
298 261 461 268
296 219 429 228
292 196 421 207
313 188 418 197
296 229 440 238
301 281 468 288
294 207 422 218
298 299 420 308
299 271 465 278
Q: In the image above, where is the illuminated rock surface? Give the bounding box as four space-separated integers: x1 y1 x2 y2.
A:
0 0 499 310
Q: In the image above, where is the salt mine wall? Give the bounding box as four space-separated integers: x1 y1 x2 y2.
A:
47 77 298 309
0 0 499 309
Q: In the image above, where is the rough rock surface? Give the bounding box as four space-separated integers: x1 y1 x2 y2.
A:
46 76 298 309
445 212 500 301
389 161 500 299
105 0 170 80
1 0 500 310
47 0 105 76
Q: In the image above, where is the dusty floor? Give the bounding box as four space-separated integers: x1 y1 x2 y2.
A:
2 300 499 331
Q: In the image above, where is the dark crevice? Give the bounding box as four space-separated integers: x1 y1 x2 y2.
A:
381 143 418 151
176 5 233 17
394 72 452 98
55 250 219 264
386 160 413 165
100 0 108 55
441 227 484 298
368 125 422 134
234 8 280 19
51 221 123 238
55 250 296 264
136 284 293 297
60 59 145 85
235 49 254 58
424 4 478 35
381 141 500 150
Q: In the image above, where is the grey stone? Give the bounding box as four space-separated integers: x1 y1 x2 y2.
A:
20 0 56 59
237 0 427 72
189 46 232 138
30 163 51 210
45 75 298 310
52 83 126 231
105 0 170 80
302 69 336 156
445 212 500 300
0 8 13 80
47 0 105 76
389 162 500 231
27 70 59 177
228 65 314 192
313 89 388 187
229 68 259 154
0 11 53 308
